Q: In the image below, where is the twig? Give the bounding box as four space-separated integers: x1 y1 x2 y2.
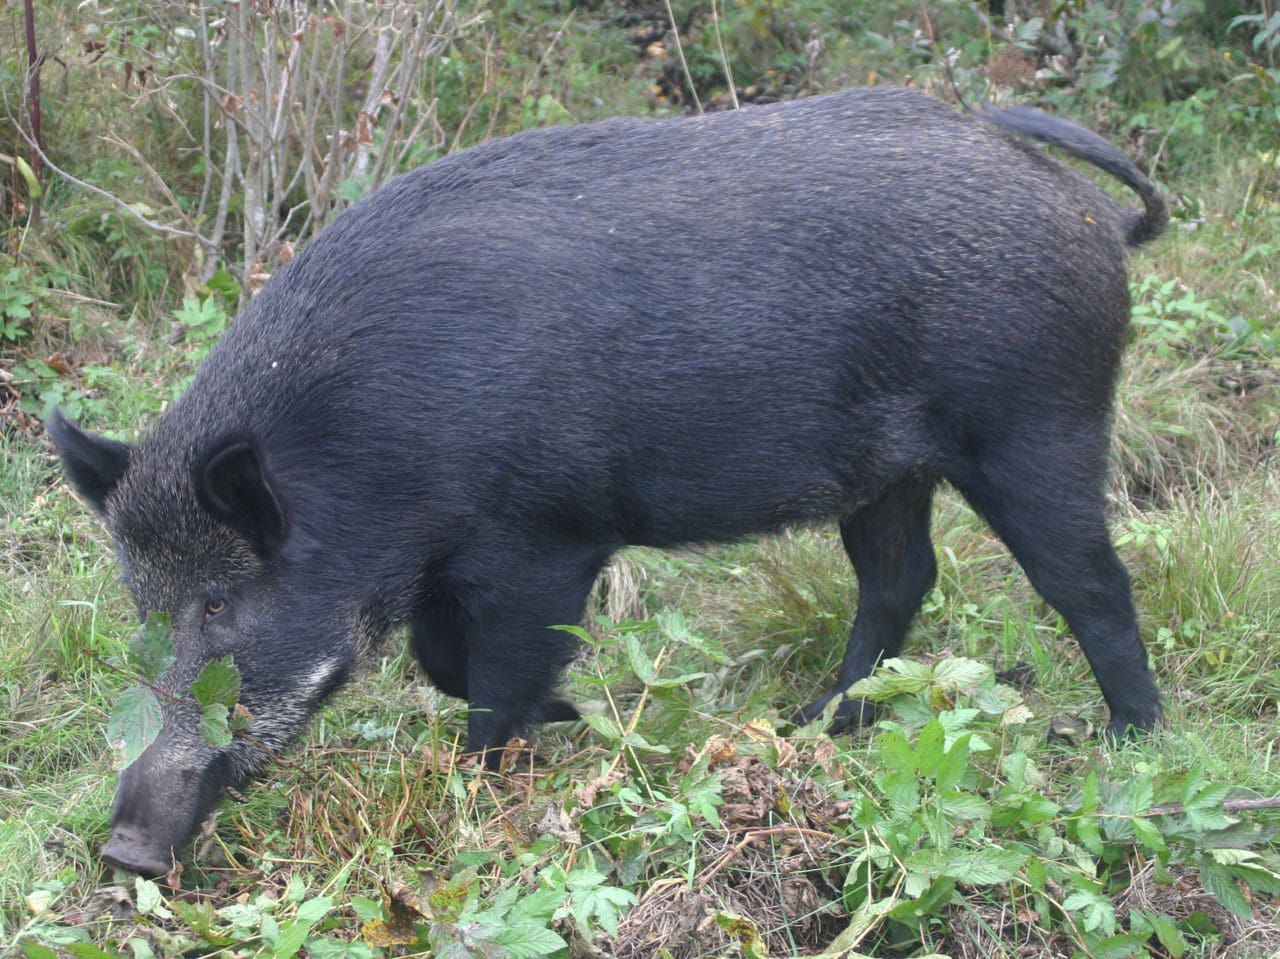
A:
13 124 209 245
41 288 122 309
1144 796 1280 818
23 0 41 181
662 0 702 113
21 0 42 223
710 0 738 108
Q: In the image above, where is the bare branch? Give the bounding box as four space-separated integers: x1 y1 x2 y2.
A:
12 124 210 246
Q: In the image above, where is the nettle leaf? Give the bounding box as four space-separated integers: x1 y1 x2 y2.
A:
129 612 174 683
107 685 163 767
1184 782 1235 832
492 925 568 959
1197 853 1253 919
939 848 1026 885
624 635 655 685
190 655 241 708
580 712 624 742
1087 932 1154 959
930 657 992 690
1132 816 1168 853
938 791 991 821
850 658 933 699
200 703 232 747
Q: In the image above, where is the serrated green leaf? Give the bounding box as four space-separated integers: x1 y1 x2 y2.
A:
1132 816 1168 853
190 655 240 708
271 919 310 959
938 791 991 820
877 730 915 771
1086 932 1151 959
645 671 710 688
129 613 174 683
1198 853 1253 919
295 896 335 924
136 878 162 916
201 703 232 746
65 945 122 959
1128 773 1154 813
127 939 157 959
915 719 945 772
1226 862 1280 895
125 937 155 957
1185 783 1234 832
107 686 163 768
1080 771 1100 814
492 924 568 959
511 886 566 925
1143 911 1186 958
1063 889 1116 934
350 896 383 921
851 659 933 699
930 657 992 690
621 731 670 753
935 734 972 791
19 942 59 959
624 635 654 685
1075 813 1104 856
580 712 624 741
881 769 920 819
939 848 1025 885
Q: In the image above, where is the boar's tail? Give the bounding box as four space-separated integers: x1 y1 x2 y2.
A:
979 105 1169 247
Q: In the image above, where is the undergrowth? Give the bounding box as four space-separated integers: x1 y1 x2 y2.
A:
3 1 1280 957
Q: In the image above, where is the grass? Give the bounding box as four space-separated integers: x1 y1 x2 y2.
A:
3 1 1280 956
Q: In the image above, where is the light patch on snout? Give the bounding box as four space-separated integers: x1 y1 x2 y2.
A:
299 657 347 701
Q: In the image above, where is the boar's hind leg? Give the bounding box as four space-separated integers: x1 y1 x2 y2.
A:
797 477 938 731
951 435 1162 739
411 591 582 728
459 546 606 764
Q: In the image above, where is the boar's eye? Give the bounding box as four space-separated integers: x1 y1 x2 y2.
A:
204 597 228 620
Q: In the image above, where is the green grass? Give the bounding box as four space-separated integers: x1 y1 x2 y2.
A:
4 1 1280 956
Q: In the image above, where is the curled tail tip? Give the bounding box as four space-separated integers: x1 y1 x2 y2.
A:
1127 188 1170 247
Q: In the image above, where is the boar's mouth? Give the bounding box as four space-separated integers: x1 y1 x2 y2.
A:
102 746 239 877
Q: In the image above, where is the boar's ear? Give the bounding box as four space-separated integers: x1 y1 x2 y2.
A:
195 438 287 559
46 408 132 516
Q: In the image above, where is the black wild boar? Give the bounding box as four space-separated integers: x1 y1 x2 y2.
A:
49 87 1168 877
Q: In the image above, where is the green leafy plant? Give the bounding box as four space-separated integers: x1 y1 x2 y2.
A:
104 613 245 767
173 296 229 353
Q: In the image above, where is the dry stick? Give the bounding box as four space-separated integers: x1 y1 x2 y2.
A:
662 0 702 114
710 0 738 109
101 133 198 235
1143 796 1280 817
22 0 41 192
12 125 208 245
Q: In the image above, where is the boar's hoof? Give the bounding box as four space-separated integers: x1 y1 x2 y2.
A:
101 827 174 878
1104 707 1162 743
530 697 580 725
794 693 879 733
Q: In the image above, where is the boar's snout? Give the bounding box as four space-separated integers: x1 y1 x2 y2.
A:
101 825 175 879
103 735 238 876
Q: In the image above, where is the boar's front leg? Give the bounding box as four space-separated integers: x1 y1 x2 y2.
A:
410 589 582 729
452 541 609 763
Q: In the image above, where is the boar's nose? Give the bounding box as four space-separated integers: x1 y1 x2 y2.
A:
101 825 175 878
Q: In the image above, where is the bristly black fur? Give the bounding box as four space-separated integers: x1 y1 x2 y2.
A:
49 86 1168 874
978 104 1169 246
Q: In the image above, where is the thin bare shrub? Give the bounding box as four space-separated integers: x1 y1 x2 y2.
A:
72 0 477 295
